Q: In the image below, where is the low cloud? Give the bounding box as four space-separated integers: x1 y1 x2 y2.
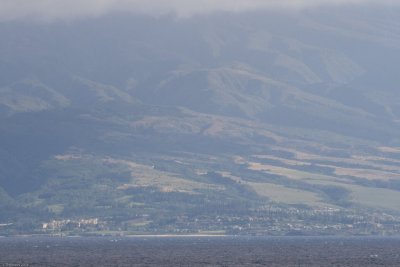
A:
0 0 398 21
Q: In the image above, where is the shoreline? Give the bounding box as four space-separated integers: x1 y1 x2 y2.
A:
2 234 400 239
0 234 229 238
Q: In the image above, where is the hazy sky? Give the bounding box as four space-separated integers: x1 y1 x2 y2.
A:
0 0 398 21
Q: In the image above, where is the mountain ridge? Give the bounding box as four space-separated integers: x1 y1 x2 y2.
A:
2 8 400 235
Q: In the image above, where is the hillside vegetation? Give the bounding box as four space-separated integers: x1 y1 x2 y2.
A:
1 7 400 235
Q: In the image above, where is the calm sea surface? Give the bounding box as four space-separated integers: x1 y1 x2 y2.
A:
1 236 400 266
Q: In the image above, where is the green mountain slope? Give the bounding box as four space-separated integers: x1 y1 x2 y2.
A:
1 7 400 235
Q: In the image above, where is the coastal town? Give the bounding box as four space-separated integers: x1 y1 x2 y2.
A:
4 206 395 237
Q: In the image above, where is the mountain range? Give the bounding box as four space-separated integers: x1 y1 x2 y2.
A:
1 6 400 235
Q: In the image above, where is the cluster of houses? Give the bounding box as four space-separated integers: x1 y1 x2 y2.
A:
42 218 99 231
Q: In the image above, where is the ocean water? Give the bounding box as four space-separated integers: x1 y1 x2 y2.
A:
1 236 400 266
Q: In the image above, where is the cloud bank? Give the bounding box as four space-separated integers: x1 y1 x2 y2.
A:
0 0 398 21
